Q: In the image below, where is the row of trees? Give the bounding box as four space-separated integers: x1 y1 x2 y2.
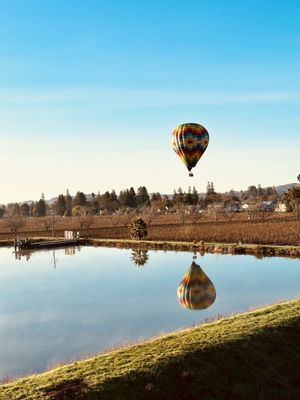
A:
0 181 299 219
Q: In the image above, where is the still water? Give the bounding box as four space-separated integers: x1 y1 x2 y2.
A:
0 245 299 379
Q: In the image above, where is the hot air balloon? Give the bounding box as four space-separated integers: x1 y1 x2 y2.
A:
177 261 216 310
171 123 209 177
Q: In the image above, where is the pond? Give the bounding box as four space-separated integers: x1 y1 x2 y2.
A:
0 245 299 379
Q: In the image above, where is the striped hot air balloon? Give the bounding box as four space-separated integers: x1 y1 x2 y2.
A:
171 123 209 177
177 261 216 310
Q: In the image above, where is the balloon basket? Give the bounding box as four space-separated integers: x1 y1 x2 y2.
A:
189 172 194 177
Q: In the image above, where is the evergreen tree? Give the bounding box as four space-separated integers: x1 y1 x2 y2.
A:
206 182 216 195
0 208 5 219
100 191 113 212
161 195 173 209
247 185 258 198
184 188 193 205
65 189 73 216
128 187 137 208
257 184 264 196
55 194 66 216
20 203 30 217
151 192 162 202
205 182 219 205
110 190 119 209
12 203 21 216
73 191 87 207
173 187 184 204
34 196 46 217
191 186 199 205
119 190 130 208
128 217 148 240
136 186 150 207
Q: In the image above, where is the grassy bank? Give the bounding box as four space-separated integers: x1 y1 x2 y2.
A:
2 237 300 258
91 238 300 257
1 299 299 399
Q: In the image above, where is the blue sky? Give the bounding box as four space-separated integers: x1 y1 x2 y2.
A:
0 0 299 203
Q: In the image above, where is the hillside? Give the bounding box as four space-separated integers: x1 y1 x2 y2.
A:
0 299 299 399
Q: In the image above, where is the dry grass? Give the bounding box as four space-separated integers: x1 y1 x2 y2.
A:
147 219 300 245
0 213 299 246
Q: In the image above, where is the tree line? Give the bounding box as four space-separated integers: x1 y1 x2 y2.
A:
0 181 299 219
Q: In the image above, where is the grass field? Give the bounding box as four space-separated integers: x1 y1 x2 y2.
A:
0 213 299 246
0 299 299 399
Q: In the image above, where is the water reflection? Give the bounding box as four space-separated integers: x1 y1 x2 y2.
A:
1 246 299 380
177 261 216 310
130 249 149 267
14 246 81 262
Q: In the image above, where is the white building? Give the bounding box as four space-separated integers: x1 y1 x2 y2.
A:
275 203 287 212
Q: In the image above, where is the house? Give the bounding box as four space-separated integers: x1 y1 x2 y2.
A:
228 202 241 212
260 201 276 211
275 203 287 212
241 203 250 210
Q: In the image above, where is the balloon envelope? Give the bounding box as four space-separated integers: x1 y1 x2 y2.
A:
177 261 216 310
171 123 209 173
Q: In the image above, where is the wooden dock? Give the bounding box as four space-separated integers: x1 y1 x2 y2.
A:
16 238 88 250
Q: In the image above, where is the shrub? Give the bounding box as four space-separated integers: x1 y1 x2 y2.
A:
128 218 148 240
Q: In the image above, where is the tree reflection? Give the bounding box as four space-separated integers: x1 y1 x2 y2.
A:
130 249 149 267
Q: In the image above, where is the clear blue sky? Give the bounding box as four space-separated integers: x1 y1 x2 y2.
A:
0 0 299 203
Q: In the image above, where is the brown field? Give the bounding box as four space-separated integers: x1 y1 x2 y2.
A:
0 212 299 246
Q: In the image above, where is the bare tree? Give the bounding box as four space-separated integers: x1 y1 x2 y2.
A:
3 216 25 234
174 204 188 227
188 205 203 225
286 187 300 220
76 216 94 230
220 208 236 223
140 204 157 226
255 207 274 222
107 212 122 228
72 206 94 231
121 208 136 227
246 202 257 222
207 203 222 222
40 216 57 233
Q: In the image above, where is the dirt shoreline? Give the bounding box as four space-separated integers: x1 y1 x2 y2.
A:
90 238 300 258
1 237 299 258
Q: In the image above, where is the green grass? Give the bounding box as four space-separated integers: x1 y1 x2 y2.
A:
1 299 299 399
1 237 299 257
91 238 300 257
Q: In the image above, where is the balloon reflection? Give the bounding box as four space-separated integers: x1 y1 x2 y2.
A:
177 261 216 310
130 249 149 267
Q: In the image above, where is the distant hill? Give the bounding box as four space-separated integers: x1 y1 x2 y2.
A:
274 183 298 194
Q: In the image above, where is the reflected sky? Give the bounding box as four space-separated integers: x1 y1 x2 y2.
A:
0 246 299 379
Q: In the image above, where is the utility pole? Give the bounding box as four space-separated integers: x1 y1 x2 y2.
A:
50 205 54 238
